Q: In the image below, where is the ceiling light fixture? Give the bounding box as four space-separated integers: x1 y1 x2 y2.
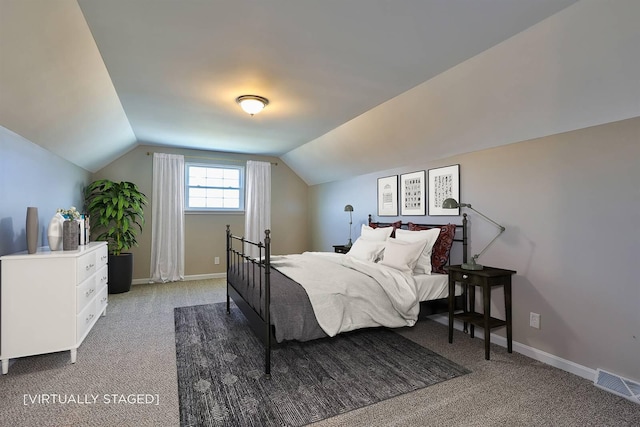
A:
236 95 269 116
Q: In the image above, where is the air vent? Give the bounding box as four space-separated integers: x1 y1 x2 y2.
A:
594 369 640 404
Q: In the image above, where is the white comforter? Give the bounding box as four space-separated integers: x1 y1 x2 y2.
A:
269 252 420 337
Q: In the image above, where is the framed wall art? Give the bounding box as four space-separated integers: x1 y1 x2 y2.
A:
377 175 398 216
428 164 460 216
400 170 426 216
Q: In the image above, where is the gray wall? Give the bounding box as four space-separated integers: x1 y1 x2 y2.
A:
309 117 640 384
92 145 309 280
0 126 91 256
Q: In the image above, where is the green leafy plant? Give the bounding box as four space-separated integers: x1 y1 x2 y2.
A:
84 180 148 256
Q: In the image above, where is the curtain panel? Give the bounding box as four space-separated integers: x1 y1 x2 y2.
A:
245 160 271 258
150 153 185 282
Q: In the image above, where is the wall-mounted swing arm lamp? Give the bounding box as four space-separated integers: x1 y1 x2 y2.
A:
442 198 505 270
344 204 354 247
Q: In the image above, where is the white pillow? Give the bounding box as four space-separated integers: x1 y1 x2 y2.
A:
379 238 429 273
346 238 386 262
394 228 441 274
360 224 394 241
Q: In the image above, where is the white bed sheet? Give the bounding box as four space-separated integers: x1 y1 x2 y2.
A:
272 252 421 337
415 273 462 302
309 252 462 303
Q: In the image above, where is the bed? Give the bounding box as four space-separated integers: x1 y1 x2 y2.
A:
225 214 468 377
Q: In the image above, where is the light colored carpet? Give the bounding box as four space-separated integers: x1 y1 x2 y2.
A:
1 279 638 427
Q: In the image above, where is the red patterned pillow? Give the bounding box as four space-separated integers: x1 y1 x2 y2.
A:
407 223 457 273
369 220 402 238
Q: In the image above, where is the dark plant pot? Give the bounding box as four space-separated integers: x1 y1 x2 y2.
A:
108 253 133 294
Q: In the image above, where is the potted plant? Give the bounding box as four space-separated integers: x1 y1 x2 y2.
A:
84 180 148 293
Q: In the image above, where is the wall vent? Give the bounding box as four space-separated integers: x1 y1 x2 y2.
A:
594 368 640 404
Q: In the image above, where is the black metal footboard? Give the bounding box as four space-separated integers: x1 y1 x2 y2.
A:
226 225 272 378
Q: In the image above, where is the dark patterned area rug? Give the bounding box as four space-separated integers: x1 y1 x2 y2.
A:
174 303 470 427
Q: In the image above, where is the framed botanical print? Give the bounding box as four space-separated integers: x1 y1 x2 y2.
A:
377 175 398 216
428 164 460 216
400 171 426 215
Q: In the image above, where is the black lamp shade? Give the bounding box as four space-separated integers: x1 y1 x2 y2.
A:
442 198 460 209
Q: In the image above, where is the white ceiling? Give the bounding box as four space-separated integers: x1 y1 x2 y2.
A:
2 0 580 180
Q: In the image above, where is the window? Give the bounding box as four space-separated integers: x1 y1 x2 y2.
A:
185 163 244 212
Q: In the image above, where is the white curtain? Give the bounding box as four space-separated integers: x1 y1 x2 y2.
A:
150 153 185 282
245 160 271 258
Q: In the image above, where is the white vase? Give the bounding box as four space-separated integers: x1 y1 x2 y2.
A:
47 213 64 251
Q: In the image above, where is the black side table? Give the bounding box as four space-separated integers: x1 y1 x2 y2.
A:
333 245 351 254
447 265 517 360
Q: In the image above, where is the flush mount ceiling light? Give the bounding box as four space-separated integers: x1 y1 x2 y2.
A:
236 95 269 116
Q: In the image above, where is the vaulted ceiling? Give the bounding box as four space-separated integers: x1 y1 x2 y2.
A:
1 0 588 183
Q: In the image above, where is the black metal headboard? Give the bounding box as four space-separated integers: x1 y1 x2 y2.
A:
367 213 468 265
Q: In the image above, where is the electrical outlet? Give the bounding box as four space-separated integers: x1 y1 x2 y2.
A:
530 312 540 329
214 256 220 265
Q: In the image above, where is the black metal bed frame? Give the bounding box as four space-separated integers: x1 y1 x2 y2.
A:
225 226 273 377
226 214 468 378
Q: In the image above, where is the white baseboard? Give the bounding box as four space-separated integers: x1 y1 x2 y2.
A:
429 314 596 381
127 276 598 381
132 272 226 285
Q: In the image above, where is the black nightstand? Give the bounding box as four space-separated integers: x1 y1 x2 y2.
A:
332 245 351 254
447 265 517 360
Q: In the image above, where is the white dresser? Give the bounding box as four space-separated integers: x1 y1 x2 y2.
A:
0 241 108 374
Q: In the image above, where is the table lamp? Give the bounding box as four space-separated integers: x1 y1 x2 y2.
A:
442 198 505 270
344 204 354 247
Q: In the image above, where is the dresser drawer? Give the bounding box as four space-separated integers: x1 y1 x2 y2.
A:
96 285 108 315
77 299 98 342
96 264 108 290
449 270 485 286
96 245 109 269
77 251 97 284
77 275 97 314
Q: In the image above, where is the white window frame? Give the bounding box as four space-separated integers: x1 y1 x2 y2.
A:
185 163 245 212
